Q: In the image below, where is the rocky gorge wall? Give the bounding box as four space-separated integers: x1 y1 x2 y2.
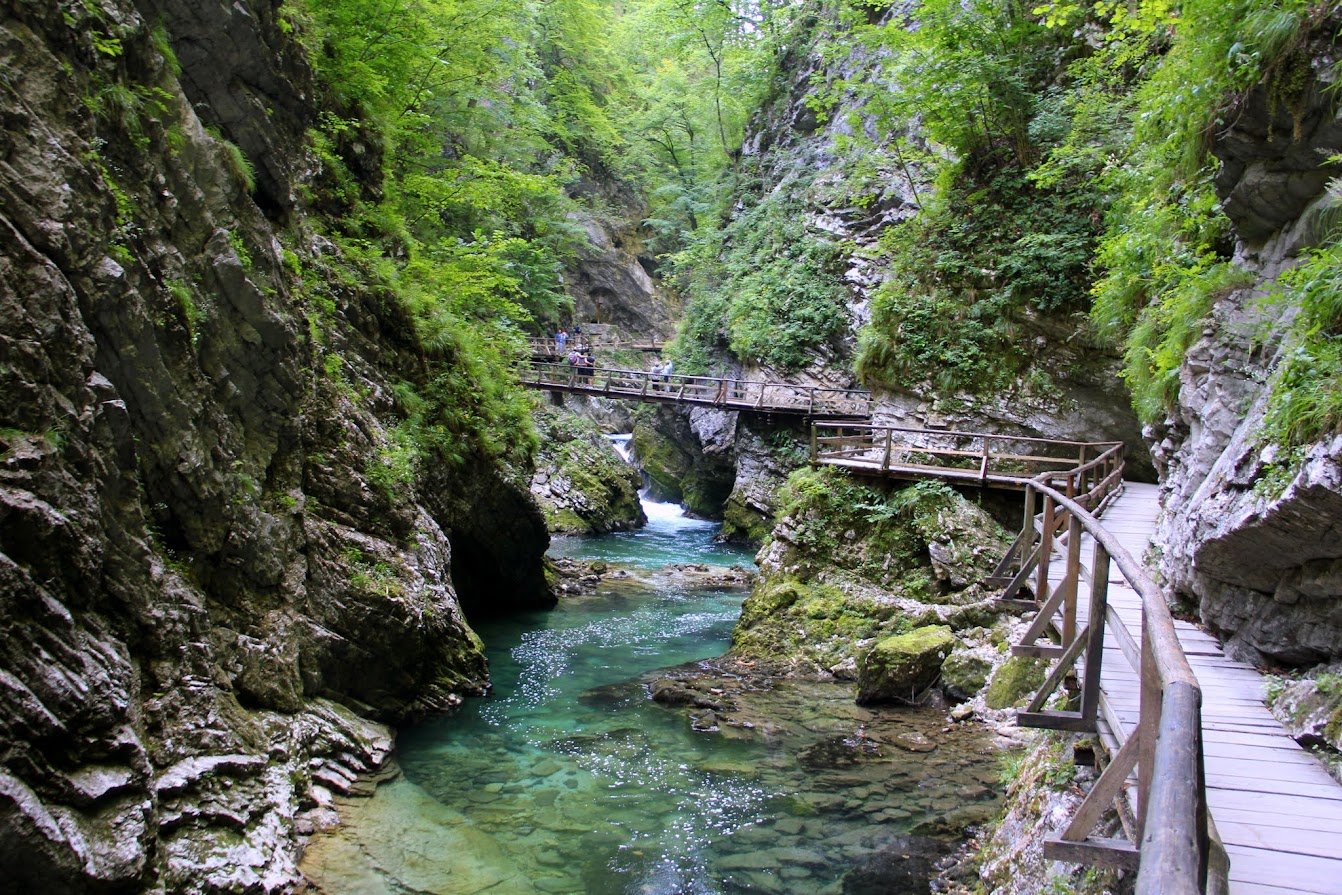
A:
1153 34 1342 668
0 1 549 891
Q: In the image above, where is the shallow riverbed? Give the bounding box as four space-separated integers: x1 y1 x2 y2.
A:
300 500 1001 894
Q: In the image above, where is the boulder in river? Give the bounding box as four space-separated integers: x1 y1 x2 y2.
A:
856 625 957 705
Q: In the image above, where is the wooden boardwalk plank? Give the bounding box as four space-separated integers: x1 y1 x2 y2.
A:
1069 483 1342 895
1224 845 1342 893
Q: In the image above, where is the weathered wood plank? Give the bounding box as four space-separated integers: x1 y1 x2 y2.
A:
1223 844 1342 893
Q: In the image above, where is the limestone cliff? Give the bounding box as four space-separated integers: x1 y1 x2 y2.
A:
1153 31 1342 667
0 1 548 891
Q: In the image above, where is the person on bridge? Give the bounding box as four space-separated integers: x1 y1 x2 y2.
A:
555 329 568 354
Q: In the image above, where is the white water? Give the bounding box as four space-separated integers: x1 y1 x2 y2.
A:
640 494 717 531
606 432 634 464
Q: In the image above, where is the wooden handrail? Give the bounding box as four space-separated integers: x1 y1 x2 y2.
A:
812 417 1214 890
1020 478 1209 893
520 361 872 418
809 422 1123 489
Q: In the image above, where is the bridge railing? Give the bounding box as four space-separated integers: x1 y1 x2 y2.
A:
1002 476 1217 894
809 422 1123 490
522 362 872 417
814 422 1218 890
527 336 665 355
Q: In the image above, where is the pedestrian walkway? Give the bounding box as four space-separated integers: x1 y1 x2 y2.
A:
1048 484 1342 895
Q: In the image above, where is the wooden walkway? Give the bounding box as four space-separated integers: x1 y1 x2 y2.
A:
1048 484 1342 895
811 422 1123 492
520 361 872 419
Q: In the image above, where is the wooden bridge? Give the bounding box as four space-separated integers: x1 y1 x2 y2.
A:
528 336 665 358
520 361 872 419
812 422 1342 894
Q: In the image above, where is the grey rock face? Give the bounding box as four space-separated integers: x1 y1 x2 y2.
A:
0 1 547 890
1213 37 1342 246
1155 27 1342 666
568 214 681 339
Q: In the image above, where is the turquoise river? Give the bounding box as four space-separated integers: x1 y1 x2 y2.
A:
301 499 1002 894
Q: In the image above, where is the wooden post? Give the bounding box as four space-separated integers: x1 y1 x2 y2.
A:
808 388 816 416
810 425 818 464
882 428 893 471
1036 495 1055 607
979 436 991 483
1080 542 1110 723
1137 615 1161 835
1062 512 1083 648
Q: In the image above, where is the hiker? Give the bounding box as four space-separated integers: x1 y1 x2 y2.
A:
555 329 568 354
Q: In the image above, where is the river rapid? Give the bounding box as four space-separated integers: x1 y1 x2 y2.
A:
300 498 1002 894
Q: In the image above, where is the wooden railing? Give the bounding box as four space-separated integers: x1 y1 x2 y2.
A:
521 361 872 418
994 476 1219 893
814 422 1218 890
528 336 664 356
810 422 1124 492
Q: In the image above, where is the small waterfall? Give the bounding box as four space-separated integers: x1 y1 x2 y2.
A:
606 432 634 464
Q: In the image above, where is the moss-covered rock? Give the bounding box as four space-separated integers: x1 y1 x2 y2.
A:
1266 665 1342 783
984 655 1049 710
729 467 1012 680
721 493 775 545
856 626 958 704
630 406 736 516
632 417 692 503
941 645 996 703
531 407 645 534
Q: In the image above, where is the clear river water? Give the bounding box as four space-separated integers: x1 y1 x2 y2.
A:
301 498 1002 895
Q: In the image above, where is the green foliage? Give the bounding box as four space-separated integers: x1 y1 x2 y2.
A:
168 279 203 343
1262 237 1342 446
670 181 851 373
814 0 1107 395
365 422 422 500
203 125 256 193
1080 0 1318 422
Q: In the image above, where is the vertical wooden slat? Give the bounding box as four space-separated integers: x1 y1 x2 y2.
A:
1036 495 1055 606
1062 512 1083 648
1081 542 1110 722
882 428 892 471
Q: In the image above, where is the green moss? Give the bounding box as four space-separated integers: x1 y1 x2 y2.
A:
856 625 958 704
941 648 993 700
721 498 773 546
631 421 690 502
731 576 901 671
984 655 1048 710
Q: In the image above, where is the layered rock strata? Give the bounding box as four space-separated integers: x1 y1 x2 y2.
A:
0 1 548 890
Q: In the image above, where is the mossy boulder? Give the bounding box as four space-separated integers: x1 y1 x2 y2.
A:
856 625 958 705
729 467 1013 678
984 655 1048 710
531 407 644 534
721 494 775 546
940 646 995 703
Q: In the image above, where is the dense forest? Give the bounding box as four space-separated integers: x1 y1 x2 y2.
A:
290 0 1338 451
